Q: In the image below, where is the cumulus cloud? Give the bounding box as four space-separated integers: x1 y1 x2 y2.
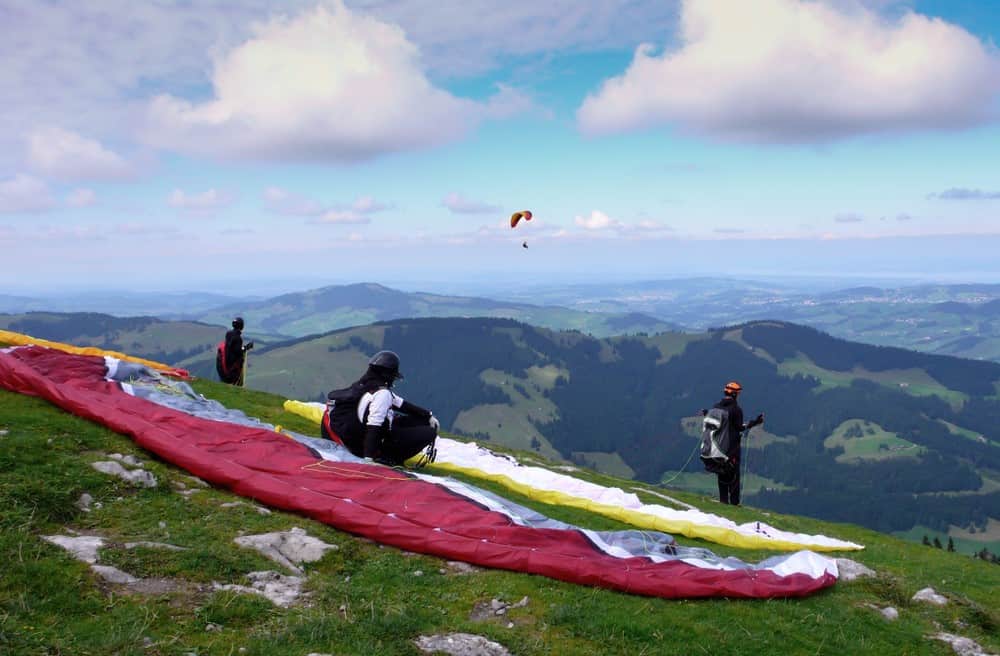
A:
835 213 865 223
0 174 56 213
578 0 1000 142
442 192 500 214
27 127 132 181
168 188 232 211
313 211 372 225
66 188 98 208
143 3 523 161
574 210 620 230
934 188 1000 200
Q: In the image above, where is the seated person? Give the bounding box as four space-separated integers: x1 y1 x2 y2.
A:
321 350 438 465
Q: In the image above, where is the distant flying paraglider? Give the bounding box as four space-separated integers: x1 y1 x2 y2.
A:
511 210 533 249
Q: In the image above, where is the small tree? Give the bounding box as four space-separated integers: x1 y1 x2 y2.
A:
947 537 955 552
933 537 942 549
922 535 931 547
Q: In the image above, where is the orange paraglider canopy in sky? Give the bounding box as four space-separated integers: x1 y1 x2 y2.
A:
510 210 533 228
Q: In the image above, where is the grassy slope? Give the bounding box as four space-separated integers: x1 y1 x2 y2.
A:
2 375 999 656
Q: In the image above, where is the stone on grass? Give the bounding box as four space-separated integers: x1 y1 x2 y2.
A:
76 493 94 512
124 541 186 551
43 534 104 564
91 460 157 488
233 527 338 575
880 607 899 621
835 558 875 581
415 633 512 656
929 632 998 656
91 565 138 584
109 453 143 467
213 571 305 607
913 587 948 606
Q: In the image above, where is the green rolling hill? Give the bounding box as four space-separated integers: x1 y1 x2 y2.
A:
186 282 678 338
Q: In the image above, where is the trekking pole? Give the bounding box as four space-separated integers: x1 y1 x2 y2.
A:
739 426 751 503
239 349 248 387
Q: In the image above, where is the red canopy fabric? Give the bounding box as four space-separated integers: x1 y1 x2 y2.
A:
0 346 836 599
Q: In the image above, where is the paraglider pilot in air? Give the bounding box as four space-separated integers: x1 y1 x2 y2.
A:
215 317 253 386
322 350 438 466
701 381 764 506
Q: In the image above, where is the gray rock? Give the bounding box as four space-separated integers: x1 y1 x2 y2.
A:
415 633 513 656
91 565 138 584
91 461 157 488
913 587 948 606
929 632 997 656
109 453 143 467
233 527 338 575
835 558 875 581
880 607 899 621
125 541 186 551
43 534 104 563
76 492 94 512
213 571 305 608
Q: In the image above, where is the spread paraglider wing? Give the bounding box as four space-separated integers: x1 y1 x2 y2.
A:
510 210 533 228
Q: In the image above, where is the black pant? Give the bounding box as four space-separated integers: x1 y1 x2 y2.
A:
379 415 436 464
717 465 740 505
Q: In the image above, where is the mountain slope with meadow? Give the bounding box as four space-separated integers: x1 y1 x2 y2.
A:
1 371 998 655
231 317 1000 552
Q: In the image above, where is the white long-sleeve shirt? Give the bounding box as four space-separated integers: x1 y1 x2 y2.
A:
357 388 405 427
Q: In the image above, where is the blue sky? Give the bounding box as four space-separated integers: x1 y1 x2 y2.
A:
1 0 999 293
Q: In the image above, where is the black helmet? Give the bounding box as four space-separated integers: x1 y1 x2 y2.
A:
232 317 244 330
368 350 403 380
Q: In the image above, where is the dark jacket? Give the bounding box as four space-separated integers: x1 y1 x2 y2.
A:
713 395 744 460
215 328 245 384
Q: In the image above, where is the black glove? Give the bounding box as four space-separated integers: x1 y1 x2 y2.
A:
747 413 764 429
243 341 255 351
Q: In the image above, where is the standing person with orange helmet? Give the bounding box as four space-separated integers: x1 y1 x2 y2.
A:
710 381 764 506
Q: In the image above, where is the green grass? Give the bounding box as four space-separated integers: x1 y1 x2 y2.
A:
777 355 968 406
2 375 1000 656
824 419 926 463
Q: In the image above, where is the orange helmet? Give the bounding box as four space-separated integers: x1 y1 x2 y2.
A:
723 381 742 396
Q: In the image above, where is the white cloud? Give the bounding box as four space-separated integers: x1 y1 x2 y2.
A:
262 187 325 216
835 213 865 223
934 188 1000 200
0 174 56 213
143 3 521 161
578 0 1000 142
168 188 233 211
574 210 620 230
27 127 132 181
442 192 500 214
66 188 98 208
315 210 372 225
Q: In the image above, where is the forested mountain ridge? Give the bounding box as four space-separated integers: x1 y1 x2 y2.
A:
236 317 1000 551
